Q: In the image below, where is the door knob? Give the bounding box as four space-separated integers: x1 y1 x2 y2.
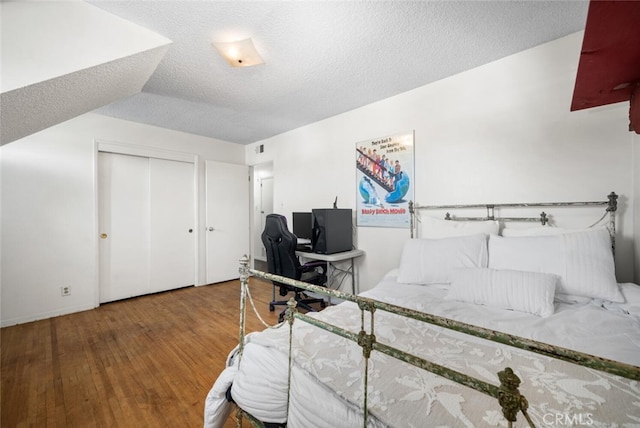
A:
208 226 215 231
188 229 193 233
100 233 108 239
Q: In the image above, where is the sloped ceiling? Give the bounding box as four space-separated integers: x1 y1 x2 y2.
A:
86 1 589 145
570 0 640 133
0 1 171 145
2 1 590 146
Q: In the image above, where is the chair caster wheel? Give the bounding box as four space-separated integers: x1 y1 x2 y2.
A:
269 304 275 312
278 313 285 323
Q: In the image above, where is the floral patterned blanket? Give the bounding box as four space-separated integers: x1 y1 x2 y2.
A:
208 277 640 428
242 301 640 427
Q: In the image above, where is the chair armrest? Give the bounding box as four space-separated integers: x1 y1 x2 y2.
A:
301 260 327 275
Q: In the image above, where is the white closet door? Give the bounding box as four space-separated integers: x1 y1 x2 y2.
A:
149 158 195 292
99 152 196 303
98 152 150 302
206 161 250 284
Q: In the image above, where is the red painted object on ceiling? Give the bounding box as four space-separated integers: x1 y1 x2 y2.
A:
571 0 640 133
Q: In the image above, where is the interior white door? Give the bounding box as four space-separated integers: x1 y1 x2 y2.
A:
149 158 195 292
258 176 274 260
205 161 250 284
98 152 150 302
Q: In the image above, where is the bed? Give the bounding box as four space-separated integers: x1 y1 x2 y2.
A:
205 192 640 428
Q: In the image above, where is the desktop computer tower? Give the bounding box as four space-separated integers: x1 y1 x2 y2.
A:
311 208 353 254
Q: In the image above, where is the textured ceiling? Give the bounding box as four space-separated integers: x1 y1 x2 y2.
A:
0 1 172 146
87 1 589 145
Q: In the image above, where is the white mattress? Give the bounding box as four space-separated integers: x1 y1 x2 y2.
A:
205 272 640 428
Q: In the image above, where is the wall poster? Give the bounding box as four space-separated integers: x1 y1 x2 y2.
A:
356 131 414 228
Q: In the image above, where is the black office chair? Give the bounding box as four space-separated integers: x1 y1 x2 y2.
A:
261 214 327 322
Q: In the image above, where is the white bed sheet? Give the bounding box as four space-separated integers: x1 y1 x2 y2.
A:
205 273 640 428
366 270 640 367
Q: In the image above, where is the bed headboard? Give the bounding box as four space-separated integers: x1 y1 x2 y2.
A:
409 192 618 251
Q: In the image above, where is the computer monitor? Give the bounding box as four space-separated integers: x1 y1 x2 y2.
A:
292 212 313 240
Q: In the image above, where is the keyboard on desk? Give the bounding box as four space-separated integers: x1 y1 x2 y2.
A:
296 244 312 252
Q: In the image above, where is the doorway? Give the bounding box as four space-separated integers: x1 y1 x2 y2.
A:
251 162 273 265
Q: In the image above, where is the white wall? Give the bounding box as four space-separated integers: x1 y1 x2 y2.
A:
0 113 244 326
246 32 637 291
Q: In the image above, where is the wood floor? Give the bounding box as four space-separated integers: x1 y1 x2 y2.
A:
0 278 296 428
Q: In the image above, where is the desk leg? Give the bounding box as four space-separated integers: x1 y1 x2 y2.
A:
327 262 333 305
351 258 355 294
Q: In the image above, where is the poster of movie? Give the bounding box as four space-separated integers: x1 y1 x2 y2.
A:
356 131 414 228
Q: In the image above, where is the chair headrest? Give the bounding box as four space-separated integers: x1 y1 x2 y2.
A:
263 214 290 239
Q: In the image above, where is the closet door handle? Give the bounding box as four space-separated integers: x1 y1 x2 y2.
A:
208 226 215 232
188 229 193 233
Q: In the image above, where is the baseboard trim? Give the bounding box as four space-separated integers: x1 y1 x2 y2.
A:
1 303 96 327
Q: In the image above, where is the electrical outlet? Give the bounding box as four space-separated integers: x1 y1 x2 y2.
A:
61 286 71 296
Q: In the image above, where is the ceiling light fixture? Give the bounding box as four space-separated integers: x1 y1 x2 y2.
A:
212 38 264 67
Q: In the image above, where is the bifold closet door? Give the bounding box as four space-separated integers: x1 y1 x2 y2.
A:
98 152 195 303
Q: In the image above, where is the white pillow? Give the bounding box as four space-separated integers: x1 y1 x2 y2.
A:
421 216 499 239
397 234 488 285
501 226 579 237
488 227 622 302
446 268 557 317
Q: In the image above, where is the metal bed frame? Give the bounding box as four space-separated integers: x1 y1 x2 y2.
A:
409 192 619 250
233 191 638 428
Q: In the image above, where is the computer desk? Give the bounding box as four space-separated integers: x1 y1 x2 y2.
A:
295 249 365 296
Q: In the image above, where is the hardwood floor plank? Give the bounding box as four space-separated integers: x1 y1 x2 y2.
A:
1 278 293 427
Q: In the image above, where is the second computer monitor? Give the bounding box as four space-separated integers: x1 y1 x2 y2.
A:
292 212 313 240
